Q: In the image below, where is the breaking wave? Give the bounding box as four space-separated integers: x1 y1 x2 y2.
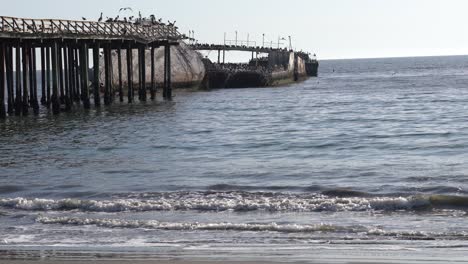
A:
1 192 467 213
36 216 468 240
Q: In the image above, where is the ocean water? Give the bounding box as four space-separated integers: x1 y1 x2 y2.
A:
2 56 468 262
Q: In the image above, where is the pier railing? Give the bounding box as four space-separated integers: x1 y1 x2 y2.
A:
0 16 182 42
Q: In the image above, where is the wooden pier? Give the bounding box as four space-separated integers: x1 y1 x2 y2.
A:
0 16 182 118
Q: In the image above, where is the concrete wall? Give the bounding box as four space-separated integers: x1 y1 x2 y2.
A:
100 42 205 89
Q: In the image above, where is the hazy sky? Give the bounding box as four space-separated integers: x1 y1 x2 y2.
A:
3 0 468 59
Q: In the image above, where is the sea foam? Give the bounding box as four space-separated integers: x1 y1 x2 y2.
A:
0 191 443 213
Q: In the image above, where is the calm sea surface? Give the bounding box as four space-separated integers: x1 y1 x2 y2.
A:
1 56 468 262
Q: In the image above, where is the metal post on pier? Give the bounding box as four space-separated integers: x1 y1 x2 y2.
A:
126 45 134 103
93 43 100 107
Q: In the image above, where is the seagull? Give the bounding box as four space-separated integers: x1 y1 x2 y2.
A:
119 7 133 12
82 17 87 20
98 12 103 22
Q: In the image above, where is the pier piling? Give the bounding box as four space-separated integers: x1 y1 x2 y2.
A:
6 45 14 115
163 45 172 99
117 46 123 102
51 41 60 114
63 46 71 111
126 45 134 103
0 42 5 119
139 46 147 102
22 43 29 116
15 44 22 116
104 44 111 105
93 43 101 107
80 43 90 109
150 46 156 100
45 45 51 107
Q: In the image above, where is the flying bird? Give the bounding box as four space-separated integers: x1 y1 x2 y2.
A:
119 7 133 12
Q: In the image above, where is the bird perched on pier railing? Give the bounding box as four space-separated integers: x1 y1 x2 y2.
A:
82 17 86 21
98 12 103 22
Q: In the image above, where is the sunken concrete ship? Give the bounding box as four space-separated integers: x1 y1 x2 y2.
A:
102 18 319 91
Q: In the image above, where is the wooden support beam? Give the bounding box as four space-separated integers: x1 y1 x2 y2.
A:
109 47 114 102
80 43 90 109
51 41 60 114
104 44 111 105
6 45 14 115
117 46 123 102
27 45 35 113
74 48 81 103
163 45 172 99
31 47 39 114
40 47 46 105
93 43 101 107
126 46 133 103
139 46 146 101
15 44 22 115
68 47 75 104
0 42 5 118
58 44 65 104
63 45 71 111
46 45 51 107
150 46 156 100
21 42 29 115
166 45 172 99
